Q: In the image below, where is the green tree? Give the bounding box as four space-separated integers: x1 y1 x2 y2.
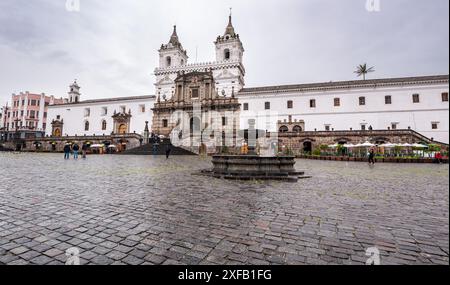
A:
354 63 375 80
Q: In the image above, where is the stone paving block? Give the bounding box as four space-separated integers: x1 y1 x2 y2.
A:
43 248 64 257
144 254 167 265
10 246 30 255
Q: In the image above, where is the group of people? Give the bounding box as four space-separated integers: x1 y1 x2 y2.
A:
63 143 88 160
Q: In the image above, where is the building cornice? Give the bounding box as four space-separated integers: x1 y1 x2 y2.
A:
154 60 246 76
238 75 449 96
49 95 156 108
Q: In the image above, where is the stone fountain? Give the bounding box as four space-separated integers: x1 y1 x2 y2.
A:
199 119 309 182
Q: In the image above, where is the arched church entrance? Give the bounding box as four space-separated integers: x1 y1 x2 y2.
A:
303 141 312 153
118 124 127 134
190 117 201 147
53 128 61 137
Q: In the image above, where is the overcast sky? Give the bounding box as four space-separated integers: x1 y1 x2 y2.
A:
0 0 448 106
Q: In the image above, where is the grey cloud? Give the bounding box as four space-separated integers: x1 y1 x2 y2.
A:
0 0 448 107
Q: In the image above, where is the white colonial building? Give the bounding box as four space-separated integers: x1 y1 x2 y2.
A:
238 76 449 144
44 14 449 146
45 81 155 137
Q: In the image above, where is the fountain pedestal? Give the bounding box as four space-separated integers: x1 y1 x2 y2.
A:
206 155 306 182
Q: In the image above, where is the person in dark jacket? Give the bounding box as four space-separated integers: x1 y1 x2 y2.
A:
63 144 71 160
165 144 172 159
368 148 375 165
82 144 88 159
72 143 80 159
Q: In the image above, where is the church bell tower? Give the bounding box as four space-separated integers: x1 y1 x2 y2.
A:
68 80 81 103
159 25 189 68
214 12 244 63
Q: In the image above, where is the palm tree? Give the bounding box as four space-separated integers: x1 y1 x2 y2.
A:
354 63 375 80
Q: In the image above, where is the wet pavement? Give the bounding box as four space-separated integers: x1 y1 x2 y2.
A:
0 152 448 265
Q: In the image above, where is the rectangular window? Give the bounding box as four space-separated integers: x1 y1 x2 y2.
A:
29 110 35 118
442 92 449 102
31 100 37 106
413 94 420 103
101 107 108 116
222 117 227 126
43 112 47 118
359 97 366 106
163 119 168 128
84 108 90 117
243 103 249 111
140 105 146 113
361 124 366 131
325 125 331 131
431 122 439 130
391 123 398 130
287 100 293 109
42 123 46 130
265 102 270 110
310 99 316 108
334 98 340 107
191 88 199 99
385 95 392 105
22 100 25 106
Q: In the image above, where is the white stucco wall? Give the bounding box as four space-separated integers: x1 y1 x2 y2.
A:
46 97 156 137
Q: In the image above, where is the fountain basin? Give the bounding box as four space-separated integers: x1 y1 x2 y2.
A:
199 155 310 182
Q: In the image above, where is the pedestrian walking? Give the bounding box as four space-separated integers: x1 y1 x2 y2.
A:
368 148 375 165
82 143 88 159
63 143 71 160
152 143 158 156
165 144 172 159
72 143 80 159
435 151 443 164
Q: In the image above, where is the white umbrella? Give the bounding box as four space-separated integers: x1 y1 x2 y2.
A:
344 143 356 148
90 144 104 148
107 145 117 148
380 143 396 148
328 143 339 148
412 143 428 148
361 141 375 147
401 143 413 147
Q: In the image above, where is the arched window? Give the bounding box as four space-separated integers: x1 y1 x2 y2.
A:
84 121 89 131
166 56 172 67
224 49 231 60
293 125 303 133
101 120 107 130
279 126 289 133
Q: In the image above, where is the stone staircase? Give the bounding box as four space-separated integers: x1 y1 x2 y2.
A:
120 139 197 156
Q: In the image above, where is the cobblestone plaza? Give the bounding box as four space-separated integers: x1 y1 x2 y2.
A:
0 153 448 265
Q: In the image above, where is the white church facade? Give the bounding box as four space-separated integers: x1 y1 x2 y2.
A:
43 15 449 147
